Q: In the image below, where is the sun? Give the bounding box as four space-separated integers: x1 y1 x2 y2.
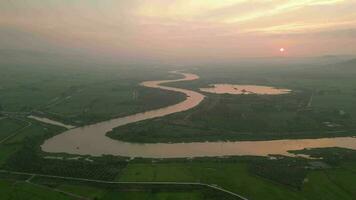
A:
280 48 285 52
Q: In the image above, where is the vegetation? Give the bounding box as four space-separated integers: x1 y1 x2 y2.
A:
116 155 356 200
248 156 308 189
1 59 356 199
0 64 184 126
1 119 127 180
291 147 356 166
1 116 356 200
0 118 27 141
109 62 356 143
1 114 355 200
0 175 236 200
0 180 73 200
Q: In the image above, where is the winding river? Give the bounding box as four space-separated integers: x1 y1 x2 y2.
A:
41 71 356 158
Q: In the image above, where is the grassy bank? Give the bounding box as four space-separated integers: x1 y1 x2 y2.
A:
109 64 356 143
0 64 185 126
1 114 355 200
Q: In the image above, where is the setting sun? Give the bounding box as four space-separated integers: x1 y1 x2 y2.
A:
1 1 356 199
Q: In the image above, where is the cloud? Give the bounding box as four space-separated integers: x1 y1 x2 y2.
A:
222 0 346 23
244 20 356 34
0 0 355 61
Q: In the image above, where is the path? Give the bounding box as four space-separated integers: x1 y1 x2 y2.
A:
0 170 248 200
0 117 32 144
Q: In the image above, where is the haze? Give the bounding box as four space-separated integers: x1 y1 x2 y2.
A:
1 0 356 64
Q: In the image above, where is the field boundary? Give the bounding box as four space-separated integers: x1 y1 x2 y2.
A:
0 169 248 200
0 117 32 144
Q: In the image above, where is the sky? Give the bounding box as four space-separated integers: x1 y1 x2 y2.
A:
1 0 356 64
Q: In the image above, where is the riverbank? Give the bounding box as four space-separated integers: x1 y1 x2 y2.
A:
39 72 356 158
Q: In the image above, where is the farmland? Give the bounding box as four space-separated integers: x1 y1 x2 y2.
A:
109 61 356 143
0 64 184 126
1 58 356 199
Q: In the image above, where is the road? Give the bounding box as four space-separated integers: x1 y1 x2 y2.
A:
0 169 248 200
307 92 314 107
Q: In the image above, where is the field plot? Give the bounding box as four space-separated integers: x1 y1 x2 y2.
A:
0 118 27 141
1 106 356 200
109 64 356 143
0 64 184 126
118 157 356 200
1 60 356 200
0 180 72 200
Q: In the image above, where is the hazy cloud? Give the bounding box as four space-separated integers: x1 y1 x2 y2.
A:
1 0 355 62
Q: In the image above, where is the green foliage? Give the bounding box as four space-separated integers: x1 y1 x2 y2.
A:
0 64 184 125
4 137 127 180
0 180 72 200
109 63 356 143
292 147 356 166
2 58 356 199
248 157 308 189
0 118 26 140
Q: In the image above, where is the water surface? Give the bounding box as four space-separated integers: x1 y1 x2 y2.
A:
41 72 356 158
29 115 75 129
200 84 291 95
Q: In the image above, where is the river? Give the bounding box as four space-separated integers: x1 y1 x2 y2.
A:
41 71 356 158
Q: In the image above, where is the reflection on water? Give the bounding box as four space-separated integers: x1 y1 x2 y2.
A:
200 84 291 95
42 72 356 158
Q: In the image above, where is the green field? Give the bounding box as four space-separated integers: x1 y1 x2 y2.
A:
1 112 355 200
0 179 224 200
109 62 356 143
118 160 356 200
0 180 72 200
0 64 184 126
2 156 356 200
1 114 355 200
1 58 356 199
0 118 27 141
1 118 356 200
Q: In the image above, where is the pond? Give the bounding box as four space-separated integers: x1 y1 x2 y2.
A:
200 84 291 95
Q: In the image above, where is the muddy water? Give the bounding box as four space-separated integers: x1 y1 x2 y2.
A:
28 115 75 129
41 72 356 158
200 84 291 95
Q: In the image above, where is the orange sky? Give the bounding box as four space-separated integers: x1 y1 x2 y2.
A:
1 0 356 63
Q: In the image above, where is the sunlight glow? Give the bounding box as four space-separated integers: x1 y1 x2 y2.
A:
0 0 355 58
